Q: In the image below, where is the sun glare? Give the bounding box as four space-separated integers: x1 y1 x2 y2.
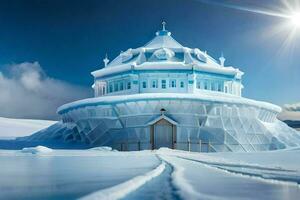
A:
196 0 300 59
289 12 300 27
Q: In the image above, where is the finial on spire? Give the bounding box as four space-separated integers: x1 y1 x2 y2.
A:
162 21 166 31
103 53 109 67
219 52 225 67
156 21 171 36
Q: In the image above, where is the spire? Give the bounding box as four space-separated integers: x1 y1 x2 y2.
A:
162 21 166 31
103 53 109 67
156 20 171 36
219 52 225 67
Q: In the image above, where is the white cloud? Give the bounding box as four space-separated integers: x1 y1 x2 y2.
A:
0 62 91 120
278 102 300 121
283 102 300 112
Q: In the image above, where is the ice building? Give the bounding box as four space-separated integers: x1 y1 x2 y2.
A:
24 22 300 152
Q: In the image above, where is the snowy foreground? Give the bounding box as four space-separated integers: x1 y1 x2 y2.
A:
0 147 300 200
0 117 299 199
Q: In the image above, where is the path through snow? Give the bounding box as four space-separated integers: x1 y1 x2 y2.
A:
1 148 300 200
160 154 300 200
79 149 300 200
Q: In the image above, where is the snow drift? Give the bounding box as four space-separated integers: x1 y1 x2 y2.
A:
21 145 53 154
0 117 56 139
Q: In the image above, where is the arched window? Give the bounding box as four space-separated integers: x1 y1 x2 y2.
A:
151 80 158 88
142 81 147 88
217 83 222 92
114 82 119 92
161 80 166 89
120 82 124 91
196 81 201 89
180 81 184 88
109 83 113 93
127 81 131 89
204 81 208 90
211 83 215 91
170 79 176 88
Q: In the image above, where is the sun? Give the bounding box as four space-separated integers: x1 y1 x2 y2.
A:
289 12 300 28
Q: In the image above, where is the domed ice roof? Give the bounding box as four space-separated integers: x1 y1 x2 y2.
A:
92 23 244 78
144 29 183 49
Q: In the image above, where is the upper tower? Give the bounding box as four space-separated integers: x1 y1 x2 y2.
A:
91 22 244 97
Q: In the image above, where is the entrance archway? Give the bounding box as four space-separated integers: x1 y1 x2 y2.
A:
148 115 177 150
154 119 173 149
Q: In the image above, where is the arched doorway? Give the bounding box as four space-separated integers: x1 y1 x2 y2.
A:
154 119 173 149
148 116 177 150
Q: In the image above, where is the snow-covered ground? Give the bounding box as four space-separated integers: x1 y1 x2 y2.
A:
0 117 299 199
0 117 56 139
0 147 299 200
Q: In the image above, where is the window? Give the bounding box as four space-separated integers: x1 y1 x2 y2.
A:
211 83 215 91
127 81 131 89
161 80 166 89
225 86 228 93
180 81 184 88
151 80 158 88
217 83 222 92
204 81 208 90
170 79 176 88
120 82 124 91
142 81 147 88
196 81 201 89
114 82 119 92
97 87 101 96
109 83 113 93
102 87 106 95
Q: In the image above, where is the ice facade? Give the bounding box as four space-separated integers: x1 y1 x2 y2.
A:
24 23 300 152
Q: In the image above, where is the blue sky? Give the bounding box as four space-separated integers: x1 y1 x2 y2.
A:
0 0 299 108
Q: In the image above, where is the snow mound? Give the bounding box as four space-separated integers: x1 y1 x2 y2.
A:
80 162 165 200
0 117 56 139
156 147 174 152
89 146 114 151
21 146 53 154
